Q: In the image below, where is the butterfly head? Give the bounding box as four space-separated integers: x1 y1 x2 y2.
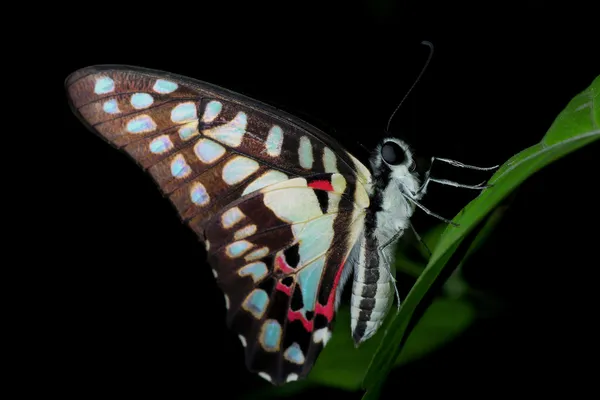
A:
370 137 422 199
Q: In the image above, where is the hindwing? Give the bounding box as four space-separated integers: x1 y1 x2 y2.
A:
206 174 367 383
65 65 373 384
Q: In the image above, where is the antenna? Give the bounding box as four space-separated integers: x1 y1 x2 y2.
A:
385 40 435 133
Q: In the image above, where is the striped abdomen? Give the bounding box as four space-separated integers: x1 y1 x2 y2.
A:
349 234 396 345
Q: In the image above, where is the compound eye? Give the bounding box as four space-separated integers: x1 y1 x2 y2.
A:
381 141 406 165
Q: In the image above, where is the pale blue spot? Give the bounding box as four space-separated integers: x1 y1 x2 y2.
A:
221 207 245 228
94 76 114 94
194 139 226 164
126 115 156 133
239 262 268 281
298 136 314 169
297 259 325 312
244 246 268 261
190 182 209 205
202 100 223 123
265 125 283 156
171 102 197 123
227 240 253 257
243 289 269 318
261 320 282 351
102 99 120 114
234 224 257 240
222 156 259 185
130 93 154 109
178 122 198 140
170 155 191 178
153 79 178 94
284 343 305 364
203 112 247 147
323 147 338 173
149 136 173 154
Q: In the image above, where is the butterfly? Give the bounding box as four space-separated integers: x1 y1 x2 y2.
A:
65 64 494 385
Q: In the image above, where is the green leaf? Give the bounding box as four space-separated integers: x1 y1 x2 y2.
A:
443 201 511 299
392 297 475 366
362 75 600 399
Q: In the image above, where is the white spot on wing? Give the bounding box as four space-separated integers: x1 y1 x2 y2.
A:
203 111 247 147
226 240 254 258
330 173 347 194
149 135 173 154
153 79 178 93
323 147 339 173
170 154 192 178
103 99 120 114
242 289 269 318
127 115 157 134
313 327 332 345
283 343 306 364
239 335 247 347
171 102 197 123
221 207 245 228
178 121 199 140
265 125 283 156
234 224 257 240
244 246 269 262
224 294 230 309
263 184 322 224
130 93 154 109
190 182 210 205
222 156 259 185
258 372 272 383
259 319 282 352
286 373 299 382
94 76 114 94
202 100 223 123
238 261 268 282
298 136 314 169
194 138 226 164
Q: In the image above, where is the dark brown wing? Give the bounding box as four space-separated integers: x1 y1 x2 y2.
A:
66 65 371 238
65 65 372 385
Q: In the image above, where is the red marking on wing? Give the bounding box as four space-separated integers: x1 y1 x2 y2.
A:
276 255 295 274
308 180 334 191
315 260 346 322
288 309 314 332
276 281 292 296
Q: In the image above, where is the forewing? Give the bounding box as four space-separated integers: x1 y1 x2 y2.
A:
66 65 372 238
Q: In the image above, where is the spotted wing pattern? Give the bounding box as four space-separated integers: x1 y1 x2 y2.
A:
206 173 368 383
65 65 373 384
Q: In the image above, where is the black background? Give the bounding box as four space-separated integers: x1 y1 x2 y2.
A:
61 1 598 398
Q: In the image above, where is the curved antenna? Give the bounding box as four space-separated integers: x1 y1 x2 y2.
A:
385 40 435 133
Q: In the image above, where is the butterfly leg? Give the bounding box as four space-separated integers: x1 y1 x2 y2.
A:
428 157 499 171
401 192 459 227
424 177 490 190
409 222 432 257
416 156 498 196
377 245 402 313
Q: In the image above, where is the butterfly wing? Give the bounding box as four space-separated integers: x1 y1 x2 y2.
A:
66 65 371 236
66 65 372 384
206 174 366 383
